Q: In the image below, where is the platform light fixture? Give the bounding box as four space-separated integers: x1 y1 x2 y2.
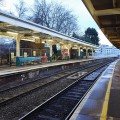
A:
33 36 39 39
21 38 35 42
47 39 53 42
7 31 18 35
80 49 83 52
42 41 46 43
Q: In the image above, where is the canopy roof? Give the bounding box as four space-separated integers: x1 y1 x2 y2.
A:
0 11 97 49
82 0 120 48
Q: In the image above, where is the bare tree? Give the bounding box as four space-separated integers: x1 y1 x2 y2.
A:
14 0 27 18
0 0 4 7
0 0 3 4
30 0 79 36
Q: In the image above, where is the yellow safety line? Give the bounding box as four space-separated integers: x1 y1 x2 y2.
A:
100 78 112 120
70 67 112 120
100 60 118 120
70 61 118 120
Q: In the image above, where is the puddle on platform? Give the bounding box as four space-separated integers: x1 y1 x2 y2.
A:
102 74 112 78
98 77 110 83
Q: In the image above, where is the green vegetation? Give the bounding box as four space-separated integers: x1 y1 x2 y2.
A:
72 27 99 45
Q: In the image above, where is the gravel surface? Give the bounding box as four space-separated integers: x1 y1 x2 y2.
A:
0 75 79 120
0 70 77 104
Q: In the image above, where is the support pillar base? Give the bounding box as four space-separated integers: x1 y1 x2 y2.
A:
78 56 80 59
49 57 52 63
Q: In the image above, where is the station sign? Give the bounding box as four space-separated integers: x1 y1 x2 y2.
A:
11 52 14 59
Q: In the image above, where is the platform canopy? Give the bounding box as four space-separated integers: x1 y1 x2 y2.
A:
0 11 97 49
82 0 120 48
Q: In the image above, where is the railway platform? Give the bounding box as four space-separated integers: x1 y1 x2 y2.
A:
0 59 91 76
70 59 120 120
0 57 113 77
0 58 96 90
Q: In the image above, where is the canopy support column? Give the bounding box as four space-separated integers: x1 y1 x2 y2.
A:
16 34 21 56
67 45 71 60
49 44 53 62
86 47 88 59
92 48 94 58
78 47 80 59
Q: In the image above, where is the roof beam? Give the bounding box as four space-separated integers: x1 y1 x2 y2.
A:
101 24 120 29
109 36 120 39
82 0 95 15
0 32 17 38
82 0 101 27
110 39 120 41
113 0 117 8
95 8 120 16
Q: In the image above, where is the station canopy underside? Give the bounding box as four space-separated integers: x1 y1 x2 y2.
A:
0 11 97 49
82 0 120 48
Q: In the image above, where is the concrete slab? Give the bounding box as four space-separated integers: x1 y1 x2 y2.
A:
98 78 110 84
107 89 120 118
79 99 104 117
107 60 120 119
107 117 120 120
111 77 120 90
91 82 109 93
75 114 100 120
88 88 106 100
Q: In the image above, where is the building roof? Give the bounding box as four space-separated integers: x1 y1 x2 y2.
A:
82 0 120 48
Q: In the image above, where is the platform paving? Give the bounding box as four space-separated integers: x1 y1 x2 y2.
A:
107 60 120 119
70 60 118 120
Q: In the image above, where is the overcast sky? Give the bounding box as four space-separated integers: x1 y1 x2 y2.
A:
0 0 112 46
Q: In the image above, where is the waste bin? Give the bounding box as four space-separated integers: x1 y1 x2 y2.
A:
41 56 47 62
16 56 22 66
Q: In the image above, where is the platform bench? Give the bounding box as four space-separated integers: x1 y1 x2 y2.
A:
16 57 41 66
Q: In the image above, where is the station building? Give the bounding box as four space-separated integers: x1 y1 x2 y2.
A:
95 45 120 57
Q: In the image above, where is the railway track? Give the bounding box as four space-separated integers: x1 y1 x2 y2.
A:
0 60 107 106
0 61 96 92
0 62 90 92
19 63 109 120
0 58 116 120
